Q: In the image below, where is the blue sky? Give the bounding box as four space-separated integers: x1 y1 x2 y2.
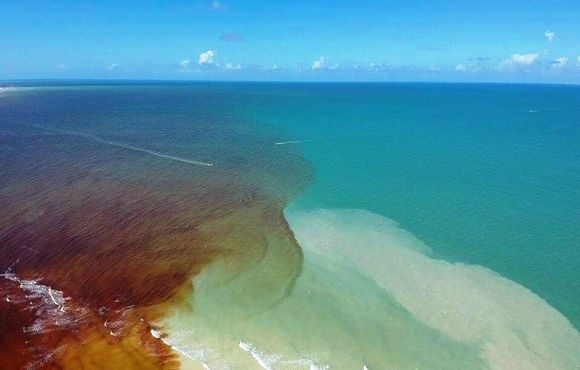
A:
1 0 579 83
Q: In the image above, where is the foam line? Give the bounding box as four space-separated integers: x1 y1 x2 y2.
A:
150 329 209 369
35 126 213 167
0 87 16 96
2 271 66 310
150 329 225 370
47 287 65 312
1 268 87 338
237 340 330 370
239 341 276 370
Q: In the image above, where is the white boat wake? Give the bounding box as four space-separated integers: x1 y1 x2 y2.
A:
34 125 214 167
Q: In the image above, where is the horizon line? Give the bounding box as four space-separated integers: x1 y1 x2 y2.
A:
2 78 579 87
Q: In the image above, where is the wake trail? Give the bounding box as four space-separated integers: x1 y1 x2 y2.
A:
274 133 379 146
274 139 321 145
34 125 213 167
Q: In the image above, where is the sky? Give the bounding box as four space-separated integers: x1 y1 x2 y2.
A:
1 0 579 83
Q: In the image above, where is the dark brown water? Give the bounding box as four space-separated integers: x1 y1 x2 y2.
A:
0 86 312 369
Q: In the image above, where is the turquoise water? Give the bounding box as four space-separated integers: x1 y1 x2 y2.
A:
164 83 580 369
240 83 580 328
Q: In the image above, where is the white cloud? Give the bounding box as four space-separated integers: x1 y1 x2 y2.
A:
224 63 241 70
369 62 390 71
106 63 119 70
501 53 539 69
544 31 555 42
178 59 192 72
510 53 539 65
577 56 580 68
199 50 216 65
312 56 326 70
260 64 280 71
551 57 567 70
455 63 481 72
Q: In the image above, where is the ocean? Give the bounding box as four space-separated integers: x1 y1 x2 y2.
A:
0 82 579 369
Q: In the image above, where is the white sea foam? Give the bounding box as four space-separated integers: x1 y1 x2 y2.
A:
239 341 279 370
34 125 213 167
0 86 17 96
288 208 580 370
159 327 330 370
1 269 91 369
151 329 229 370
0 86 41 98
0 270 93 335
238 340 329 370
